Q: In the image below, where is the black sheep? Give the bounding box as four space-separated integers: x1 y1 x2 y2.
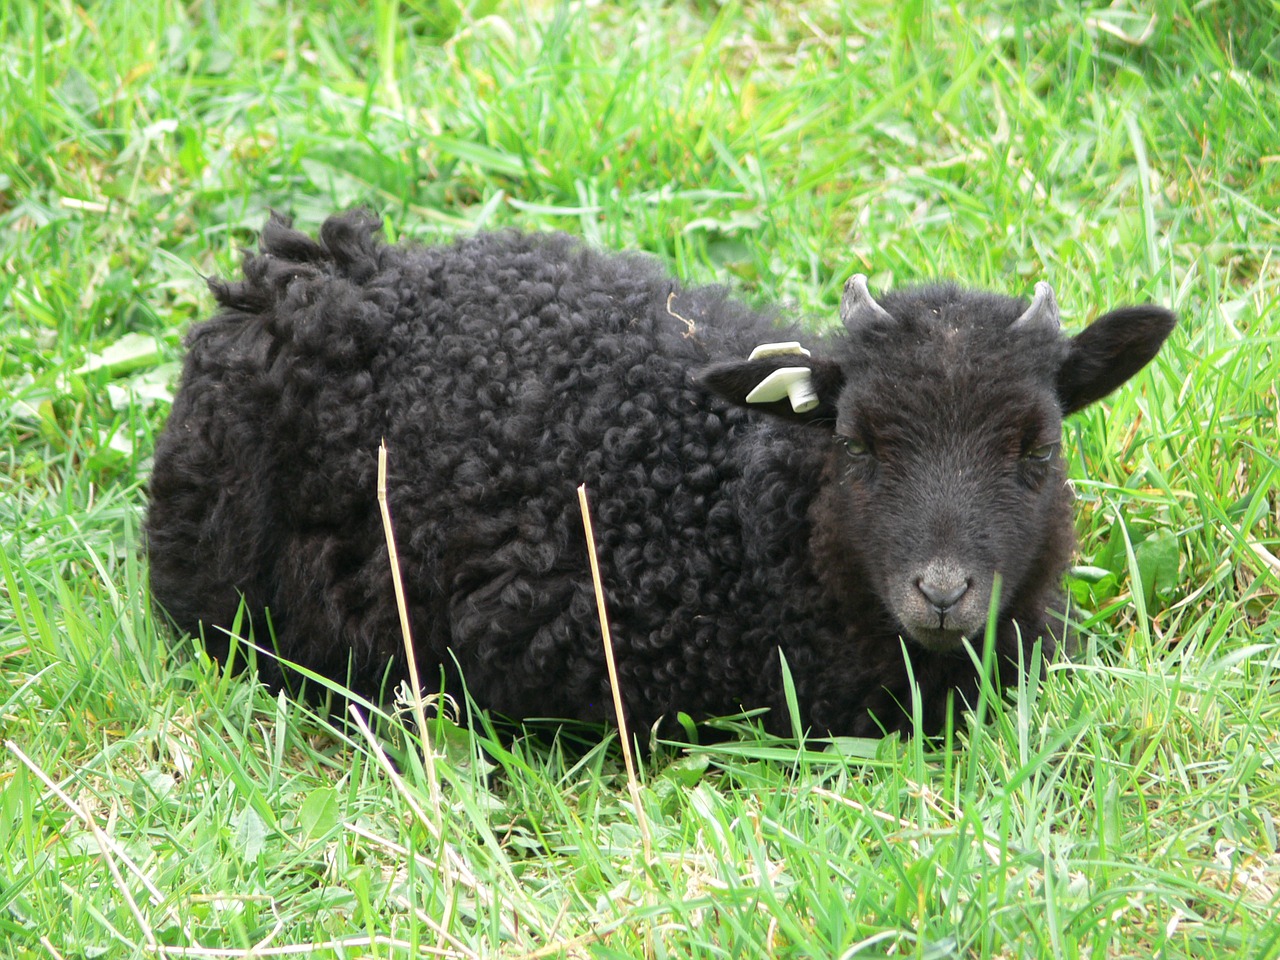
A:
146 211 1175 737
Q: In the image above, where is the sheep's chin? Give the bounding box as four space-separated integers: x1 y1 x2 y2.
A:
903 626 976 655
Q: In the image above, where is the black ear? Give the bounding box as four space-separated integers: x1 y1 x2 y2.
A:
1057 305 1177 414
695 355 845 426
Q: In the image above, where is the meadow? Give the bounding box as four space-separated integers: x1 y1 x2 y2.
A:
2 0 1279 956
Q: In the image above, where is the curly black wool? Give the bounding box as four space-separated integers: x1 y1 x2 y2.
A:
147 211 1175 737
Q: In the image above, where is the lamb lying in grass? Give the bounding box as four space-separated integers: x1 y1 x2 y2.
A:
147 211 1175 737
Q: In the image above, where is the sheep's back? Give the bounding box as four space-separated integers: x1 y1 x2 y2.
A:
148 215 829 726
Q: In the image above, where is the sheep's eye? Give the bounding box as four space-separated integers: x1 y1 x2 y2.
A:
841 437 870 458
1023 442 1057 463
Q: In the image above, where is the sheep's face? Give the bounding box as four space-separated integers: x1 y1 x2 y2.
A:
829 357 1068 650
699 279 1176 653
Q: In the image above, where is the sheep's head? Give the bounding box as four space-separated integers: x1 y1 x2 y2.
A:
698 277 1176 653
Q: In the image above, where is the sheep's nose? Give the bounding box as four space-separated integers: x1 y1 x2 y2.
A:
917 575 970 614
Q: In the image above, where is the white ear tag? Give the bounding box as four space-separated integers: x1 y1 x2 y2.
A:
744 342 817 413
748 341 811 361
745 366 819 413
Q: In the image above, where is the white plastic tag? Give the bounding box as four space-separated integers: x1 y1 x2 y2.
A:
748 341 811 361
745 366 818 413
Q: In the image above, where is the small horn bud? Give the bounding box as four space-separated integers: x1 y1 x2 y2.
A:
840 274 894 328
1011 281 1060 332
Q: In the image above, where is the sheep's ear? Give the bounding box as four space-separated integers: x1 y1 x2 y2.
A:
696 355 845 426
1057 305 1177 414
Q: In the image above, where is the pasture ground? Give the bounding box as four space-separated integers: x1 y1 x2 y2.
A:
2 1 1279 957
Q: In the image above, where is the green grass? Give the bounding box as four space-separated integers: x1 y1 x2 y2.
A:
3 0 1279 956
